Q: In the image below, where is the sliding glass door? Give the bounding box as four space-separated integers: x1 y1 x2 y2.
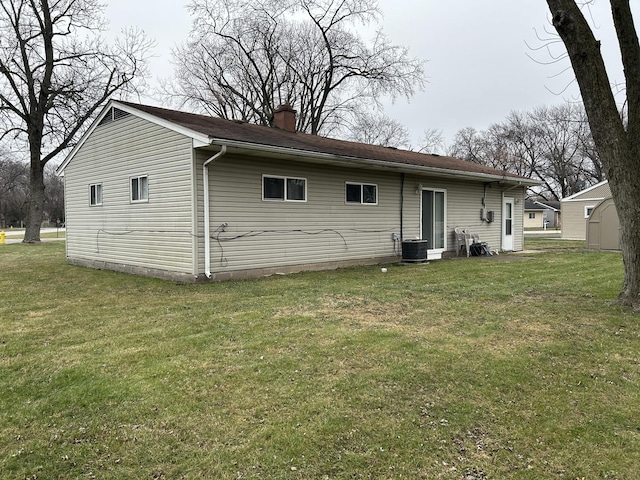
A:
421 189 446 250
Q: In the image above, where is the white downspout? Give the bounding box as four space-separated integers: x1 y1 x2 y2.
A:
203 145 227 279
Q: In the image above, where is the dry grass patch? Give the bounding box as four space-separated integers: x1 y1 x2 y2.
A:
276 293 415 330
2 242 639 479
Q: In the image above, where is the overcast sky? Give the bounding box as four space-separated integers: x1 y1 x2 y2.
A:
104 0 634 148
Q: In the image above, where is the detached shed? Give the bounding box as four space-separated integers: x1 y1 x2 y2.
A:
586 197 620 251
561 180 611 240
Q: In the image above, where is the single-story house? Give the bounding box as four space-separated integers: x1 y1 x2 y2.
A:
561 180 611 240
57 101 538 282
524 200 561 229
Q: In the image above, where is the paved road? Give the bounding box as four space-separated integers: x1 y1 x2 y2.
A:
524 230 561 238
2 227 66 244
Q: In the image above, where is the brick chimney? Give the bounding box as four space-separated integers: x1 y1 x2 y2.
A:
273 104 297 132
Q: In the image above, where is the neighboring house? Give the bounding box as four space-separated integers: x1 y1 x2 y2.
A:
57 101 538 282
586 197 620 251
561 180 611 240
535 200 561 228
525 200 561 229
524 201 545 229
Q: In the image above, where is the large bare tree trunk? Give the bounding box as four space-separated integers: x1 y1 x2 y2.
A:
546 0 640 310
24 159 45 243
23 126 45 242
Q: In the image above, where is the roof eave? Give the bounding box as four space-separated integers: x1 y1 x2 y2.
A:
205 137 540 186
561 179 609 201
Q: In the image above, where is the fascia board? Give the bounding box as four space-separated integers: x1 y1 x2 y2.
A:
562 197 606 203
534 201 560 211
207 138 541 187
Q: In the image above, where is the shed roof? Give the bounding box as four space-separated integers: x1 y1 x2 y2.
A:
562 180 610 202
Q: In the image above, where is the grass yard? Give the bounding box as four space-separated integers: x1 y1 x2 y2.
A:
1 241 638 479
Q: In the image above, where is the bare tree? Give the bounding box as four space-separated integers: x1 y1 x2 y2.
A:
345 111 410 148
44 164 64 226
449 103 603 200
448 125 522 173
0 156 28 228
529 103 597 198
448 127 484 163
167 0 425 135
0 0 152 242
546 0 640 309
418 128 445 154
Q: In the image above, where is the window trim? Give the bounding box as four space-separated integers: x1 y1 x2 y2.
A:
420 187 447 252
130 175 149 203
345 182 378 205
89 183 103 206
584 205 595 218
262 174 307 202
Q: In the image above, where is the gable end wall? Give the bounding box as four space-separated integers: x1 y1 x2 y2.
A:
63 115 196 277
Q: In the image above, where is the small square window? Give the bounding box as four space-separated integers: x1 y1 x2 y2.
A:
529 212 536 219
584 206 594 218
131 175 148 202
263 175 306 202
346 183 377 205
263 177 285 200
287 178 306 201
363 184 377 204
90 184 102 206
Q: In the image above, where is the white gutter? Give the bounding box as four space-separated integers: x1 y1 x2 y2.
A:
206 137 541 186
203 145 227 279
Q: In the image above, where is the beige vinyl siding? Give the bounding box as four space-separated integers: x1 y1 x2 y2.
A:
201 153 401 274
64 115 195 274
562 200 600 239
562 182 611 240
570 182 611 200
586 198 620 250
197 155 527 276
524 210 544 229
402 176 523 253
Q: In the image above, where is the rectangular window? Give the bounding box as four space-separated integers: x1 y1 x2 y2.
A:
528 212 536 219
262 175 306 202
90 183 103 206
131 175 148 202
345 182 378 205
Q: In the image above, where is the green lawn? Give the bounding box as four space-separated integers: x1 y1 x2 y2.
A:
1 242 637 479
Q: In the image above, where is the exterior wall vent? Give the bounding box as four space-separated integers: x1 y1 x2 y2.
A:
97 107 131 127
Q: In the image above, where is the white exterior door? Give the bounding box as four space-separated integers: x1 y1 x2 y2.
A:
502 197 514 251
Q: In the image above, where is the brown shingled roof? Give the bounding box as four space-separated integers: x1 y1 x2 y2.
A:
116 101 533 182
